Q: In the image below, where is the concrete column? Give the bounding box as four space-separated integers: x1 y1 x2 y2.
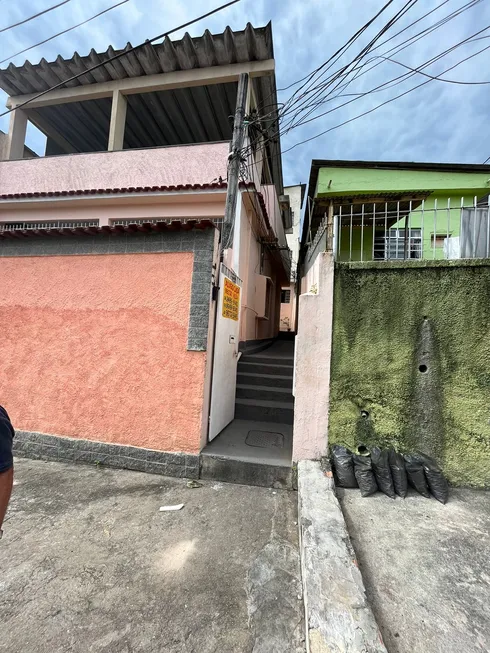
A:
6 108 28 160
108 90 127 151
293 252 335 461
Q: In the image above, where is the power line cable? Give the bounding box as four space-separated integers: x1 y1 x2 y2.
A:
375 53 490 84
0 0 131 66
328 0 482 103
282 40 490 155
257 0 480 130
251 0 426 144
269 0 480 131
282 25 490 133
0 0 73 34
242 30 490 180
281 0 421 119
282 0 401 113
0 0 240 119
249 20 490 156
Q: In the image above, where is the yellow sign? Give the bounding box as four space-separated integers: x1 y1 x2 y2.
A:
222 277 240 321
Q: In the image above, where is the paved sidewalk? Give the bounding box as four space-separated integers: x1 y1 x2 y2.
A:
1 459 304 653
339 488 490 653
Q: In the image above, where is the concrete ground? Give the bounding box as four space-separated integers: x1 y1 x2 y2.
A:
1 458 304 653
338 487 490 653
203 419 292 466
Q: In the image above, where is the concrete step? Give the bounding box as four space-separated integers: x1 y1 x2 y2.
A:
238 361 294 377
236 384 293 402
235 398 294 425
200 454 293 489
237 372 293 389
241 355 294 366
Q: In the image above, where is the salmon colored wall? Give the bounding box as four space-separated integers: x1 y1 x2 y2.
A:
235 197 282 343
0 142 229 195
0 253 207 453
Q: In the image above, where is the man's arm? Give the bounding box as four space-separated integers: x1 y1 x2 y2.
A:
0 466 13 530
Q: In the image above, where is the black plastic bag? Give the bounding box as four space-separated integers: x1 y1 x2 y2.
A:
331 445 358 488
353 454 378 497
371 447 396 499
388 449 408 498
404 453 430 498
416 452 449 504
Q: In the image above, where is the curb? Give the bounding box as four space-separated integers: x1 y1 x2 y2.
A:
298 460 387 652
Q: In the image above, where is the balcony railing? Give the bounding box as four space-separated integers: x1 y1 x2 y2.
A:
329 197 490 262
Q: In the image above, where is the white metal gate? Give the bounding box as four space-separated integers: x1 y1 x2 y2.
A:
208 264 242 441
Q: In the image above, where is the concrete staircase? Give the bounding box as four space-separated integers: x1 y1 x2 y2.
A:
201 340 295 488
235 354 294 425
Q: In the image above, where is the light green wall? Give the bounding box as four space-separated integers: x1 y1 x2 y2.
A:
329 260 490 487
338 225 374 262
318 167 490 197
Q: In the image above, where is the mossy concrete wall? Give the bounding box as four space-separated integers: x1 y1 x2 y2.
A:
329 259 490 487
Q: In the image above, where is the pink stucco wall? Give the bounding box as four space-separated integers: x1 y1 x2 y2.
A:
0 253 207 453
0 142 229 195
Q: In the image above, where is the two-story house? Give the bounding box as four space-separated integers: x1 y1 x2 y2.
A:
0 23 293 480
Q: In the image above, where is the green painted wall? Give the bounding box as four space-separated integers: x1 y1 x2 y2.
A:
329 260 490 487
318 167 490 197
338 225 374 262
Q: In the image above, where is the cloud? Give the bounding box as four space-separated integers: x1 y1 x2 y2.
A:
1 0 489 178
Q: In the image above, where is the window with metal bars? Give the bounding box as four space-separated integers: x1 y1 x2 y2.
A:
281 289 291 304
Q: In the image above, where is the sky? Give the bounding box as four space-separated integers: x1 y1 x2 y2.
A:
0 0 490 186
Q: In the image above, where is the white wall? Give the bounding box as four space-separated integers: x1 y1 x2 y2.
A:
284 184 302 281
293 252 335 461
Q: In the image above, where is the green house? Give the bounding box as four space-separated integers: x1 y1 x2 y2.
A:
304 160 490 262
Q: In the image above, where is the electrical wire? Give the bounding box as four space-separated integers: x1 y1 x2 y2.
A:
375 53 490 84
327 0 482 104
280 0 421 121
284 0 480 130
0 0 73 34
283 40 490 155
283 25 490 133
239 29 490 185
0 0 240 119
241 19 490 171
253 0 480 131
0 0 132 66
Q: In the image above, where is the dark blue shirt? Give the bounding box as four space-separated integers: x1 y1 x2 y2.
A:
0 406 14 473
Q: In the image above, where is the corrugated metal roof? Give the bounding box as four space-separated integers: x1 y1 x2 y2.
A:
0 24 282 191
0 23 274 95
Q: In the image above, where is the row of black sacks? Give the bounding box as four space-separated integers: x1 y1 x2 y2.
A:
331 445 449 504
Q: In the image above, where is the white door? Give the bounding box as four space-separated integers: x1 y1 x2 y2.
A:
208 264 242 441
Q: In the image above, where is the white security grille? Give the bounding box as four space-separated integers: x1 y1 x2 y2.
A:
0 220 99 231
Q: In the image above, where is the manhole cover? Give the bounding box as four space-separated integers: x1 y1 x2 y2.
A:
245 430 284 449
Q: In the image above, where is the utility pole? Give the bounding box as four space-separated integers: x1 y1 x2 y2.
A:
221 72 249 258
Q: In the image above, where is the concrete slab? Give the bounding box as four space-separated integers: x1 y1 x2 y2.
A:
338 487 490 653
1 458 305 653
203 419 292 466
298 460 387 653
